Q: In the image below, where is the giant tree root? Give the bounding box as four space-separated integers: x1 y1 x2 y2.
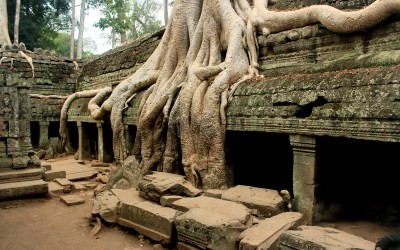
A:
59 0 400 190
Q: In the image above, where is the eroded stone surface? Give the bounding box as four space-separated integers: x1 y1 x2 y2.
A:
221 185 285 217
277 226 375 250
0 180 48 199
91 190 120 223
111 188 145 205
171 196 251 225
118 200 180 244
60 194 85 206
138 172 202 203
175 208 248 250
239 212 304 250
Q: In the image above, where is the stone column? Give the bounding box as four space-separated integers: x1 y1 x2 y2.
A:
77 121 83 160
97 122 104 162
289 134 320 225
39 121 50 148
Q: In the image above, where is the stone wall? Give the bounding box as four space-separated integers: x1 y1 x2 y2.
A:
0 48 77 168
76 29 164 91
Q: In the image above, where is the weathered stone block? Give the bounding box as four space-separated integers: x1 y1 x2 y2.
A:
221 185 285 217
171 196 251 225
44 170 66 181
138 172 202 203
160 195 183 207
0 168 44 184
48 181 64 195
175 208 247 250
92 191 120 223
60 194 85 206
239 212 304 250
111 188 146 205
277 226 375 250
203 189 226 199
177 241 201 250
118 200 181 244
0 180 48 199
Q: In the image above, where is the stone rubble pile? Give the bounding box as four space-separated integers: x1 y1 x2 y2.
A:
91 172 376 250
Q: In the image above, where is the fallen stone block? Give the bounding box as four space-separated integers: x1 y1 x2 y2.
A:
48 181 64 195
175 208 248 250
160 195 183 207
111 188 146 205
41 163 52 171
118 200 181 245
72 182 88 191
203 189 226 199
92 191 120 223
60 194 85 206
221 185 285 217
171 196 252 225
0 168 44 184
276 226 375 250
239 212 304 250
44 170 66 181
0 180 48 199
138 172 202 203
55 178 73 193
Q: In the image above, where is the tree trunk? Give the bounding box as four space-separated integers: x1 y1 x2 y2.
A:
0 0 11 45
13 0 21 44
70 0 76 59
111 30 116 48
120 31 127 44
68 0 400 190
77 0 86 60
163 0 168 26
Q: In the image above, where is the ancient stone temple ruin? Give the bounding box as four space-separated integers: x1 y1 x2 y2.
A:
1 0 400 249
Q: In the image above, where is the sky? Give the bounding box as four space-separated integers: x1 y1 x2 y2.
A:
75 1 169 55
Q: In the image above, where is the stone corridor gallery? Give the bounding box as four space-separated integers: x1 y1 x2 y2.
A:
1 0 400 249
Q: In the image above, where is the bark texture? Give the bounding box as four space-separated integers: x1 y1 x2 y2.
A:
0 0 11 45
61 0 400 189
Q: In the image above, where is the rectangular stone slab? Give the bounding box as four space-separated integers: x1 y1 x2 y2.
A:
221 185 285 217
277 226 375 250
0 168 44 184
171 196 251 225
118 200 181 244
175 208 247 250
0 180 48 199
239 212 303 250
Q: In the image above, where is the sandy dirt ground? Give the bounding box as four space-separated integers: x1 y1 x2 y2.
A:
0 193 155 250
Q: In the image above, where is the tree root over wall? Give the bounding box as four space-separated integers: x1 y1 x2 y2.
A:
61 0 400 189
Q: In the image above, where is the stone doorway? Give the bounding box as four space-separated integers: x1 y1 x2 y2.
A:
317 137 400 224
226 131 293 193
30 121 40 149
48 121 60 138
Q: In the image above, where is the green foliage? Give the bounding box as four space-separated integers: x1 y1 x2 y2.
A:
7 0 70 50
46 32 97 59
95 0 162 45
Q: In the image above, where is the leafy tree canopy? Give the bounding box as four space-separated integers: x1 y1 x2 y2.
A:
7 0 71 50
95 0 162 45
47 32 97 59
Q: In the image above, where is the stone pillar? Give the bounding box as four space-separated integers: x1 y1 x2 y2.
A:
39 121 49 148
97 122 104 162
77 121 83 160
289 134 320 225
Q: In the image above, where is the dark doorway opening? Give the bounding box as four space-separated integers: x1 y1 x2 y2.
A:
48 121 60 138
30 122 40 149
226 131 293 193
317 137 400 224
66 122 78 153
82 123 98 160
102 123 114 163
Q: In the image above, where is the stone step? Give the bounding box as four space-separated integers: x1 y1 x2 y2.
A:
0 179 48 200
0 168 44 184
276 226 375 250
